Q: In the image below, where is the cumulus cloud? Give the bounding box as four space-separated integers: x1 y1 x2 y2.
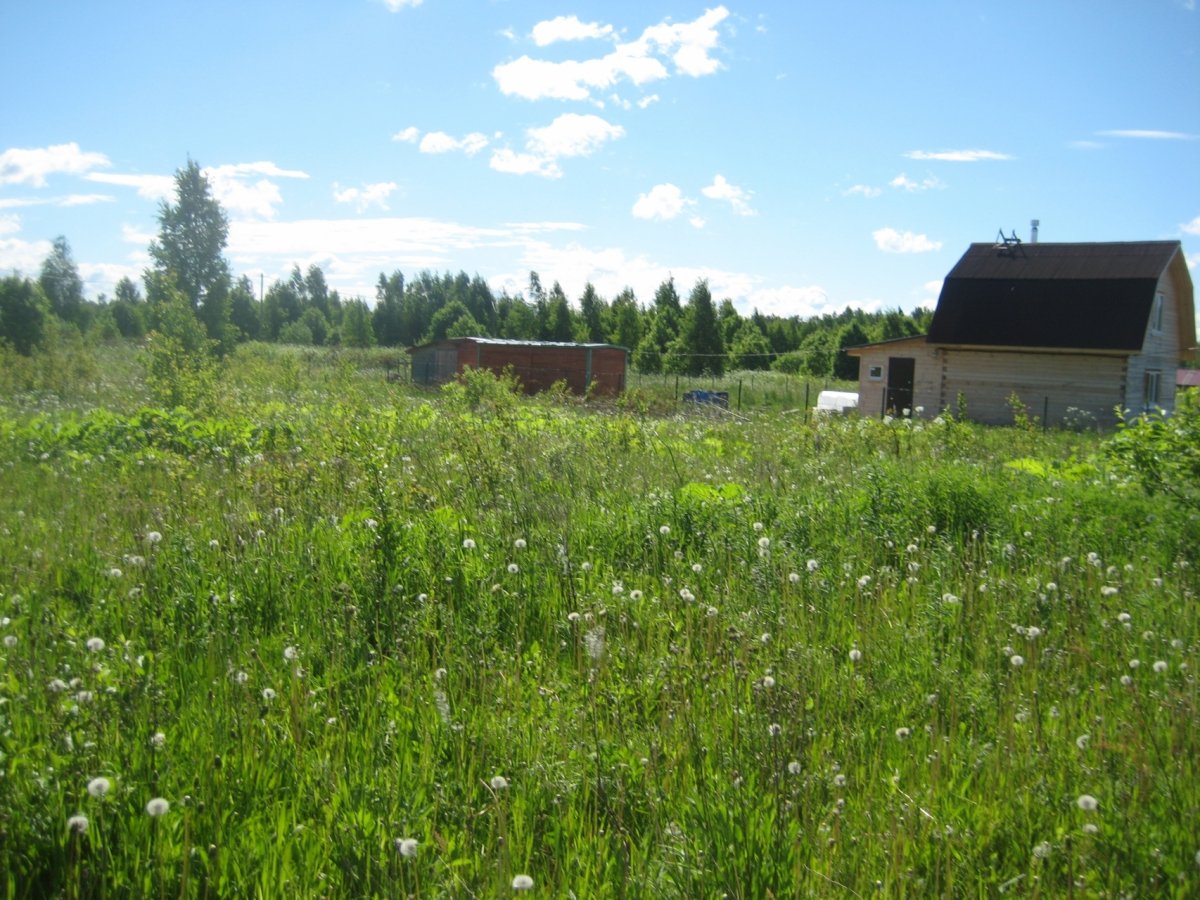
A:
1181 215 1200 235
493 6 729 102
905 149 1012 162
0 142 110 187
201 162 309 220
702 174 755 216
890 173 943 192
532 15 614 46
419 131 490 156
382 0 422 9
844 184 882 199
490 113 624 179
392 126 421 143
333 181 399 213
632 183 691 221
873 227 942 253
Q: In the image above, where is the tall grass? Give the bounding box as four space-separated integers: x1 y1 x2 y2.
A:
0 343 1196 897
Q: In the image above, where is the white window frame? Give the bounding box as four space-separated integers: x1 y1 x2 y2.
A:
868 365 883 381
1143 369 1161 411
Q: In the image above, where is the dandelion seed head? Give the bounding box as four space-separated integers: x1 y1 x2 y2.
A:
787 761 802 775
145 531 162 544
150 731 166 749
462 538 476 550
1128 658 1140 669
490 775 509 791
261 687 276 701
1153 660 1168 673
1033 840 1052 859
1120 674 1133 687
3 635 16 648
145 797 169 817
848 648 862 662
512 874 534 891
87 777 110 799
659 525 670 536
1101 585 1119 597
507 563 519 574
283 646 299 661
761 675 776 689
768 723 782 737
753 522 764 532
757 536 771 550
1010 654 1025 667
513 538 527 549
788 572 800 584
895 726 911 740
396 837 418 858
629 589 643 601
1076 794 1099 812
1076 734 1090 750
807 559 820 572
68 814 89 834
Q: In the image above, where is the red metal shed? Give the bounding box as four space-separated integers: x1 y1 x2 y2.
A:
409 337 629 396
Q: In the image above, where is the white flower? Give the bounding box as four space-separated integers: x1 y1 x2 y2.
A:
706 605 718 617
856 575 871 589
629 589 643 601
107 567 123 578
150 731 166 749
895 726 911 740
145 531 162 544
396 838 418 858
584 627 606 662
1117 611 1131 623
787 761 802 775
659 525 670 536
581 562 593 572
513 538 527 550
1128 659 1140 669
262 687 276 701
512 874 534 891
848 648 862 662
679 588 695 603
462 538 476 550
283 646 299 661
761 675 776 689
1101 586 1119 597
752 522 764 533
942 593 959 605
1025 626 1041 640
1153 660 1168 673
757 537 770 550
68 814 89 834
490 775 509 791
1076 734 1090 750
3 635 16 648
87 777 111 799
507 563 520 574
1083 822 1099 834
1120 675 1133 687
788 572 800 584
807 559 819 572
145 797 169 817
768 723 782 737
1076 794 1099 812
1033 841 1052 859
86 637 105 652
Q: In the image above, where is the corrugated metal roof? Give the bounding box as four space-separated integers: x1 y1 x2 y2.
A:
928 241 1181 351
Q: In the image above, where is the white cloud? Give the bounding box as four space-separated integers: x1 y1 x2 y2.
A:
746 285 863 318
493 6 728 102
690 216 706 229
905 149 1012 162
392 126 421 143
527 113 623 158
490 114 623 179
0 193 114 209
84 172 176 200
890 173 943 192
0 218 53 276
200 162 309 220
702 174 755 216
419 131 490 156
873 227 942 253
632 183 691 221
1181 216 1200 235
0 213 20 236
532 15 614 46
333 181 399 213
638 94 660 109
489 149 562 179
382 0 422 9
844 184 882 199
0 142 110 187
1098 129 1196 140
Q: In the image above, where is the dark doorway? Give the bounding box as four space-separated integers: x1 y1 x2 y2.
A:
885 357 915 414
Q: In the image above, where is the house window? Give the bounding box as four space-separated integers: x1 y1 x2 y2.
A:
868 365 883 381
1151 293 1165 333
1143 370 1161 411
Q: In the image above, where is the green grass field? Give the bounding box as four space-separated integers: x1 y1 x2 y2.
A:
1 343 1197 897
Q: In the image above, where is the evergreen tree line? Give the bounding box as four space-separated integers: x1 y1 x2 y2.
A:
1 161 931 380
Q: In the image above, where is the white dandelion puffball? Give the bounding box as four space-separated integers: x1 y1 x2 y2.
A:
659 525 670 536
87 777 111 799
1153 660 1168 673
512 874 534 891
262 687 276 701
145 797 169 817
788 572 800 584
1076 794 1099 812
507 563 519 575
513 538 527 550
145 531 162 544
86 637 105 652
283 646 299 661
807 559 819 572
490 775 509 791
761 675 776 689
1010 654 1025 667
396 838 418 858
848 648 862 662
68 814 89 834
895 726 911 740
150 731 166 749
1033 841 1052 859
787 761 802 775
462 538 476 550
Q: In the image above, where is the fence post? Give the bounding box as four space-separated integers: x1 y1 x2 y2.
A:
737 379 743 411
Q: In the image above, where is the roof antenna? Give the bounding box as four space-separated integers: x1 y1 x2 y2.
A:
994 228 1023 257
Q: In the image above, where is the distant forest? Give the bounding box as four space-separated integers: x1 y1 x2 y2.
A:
1 161 932 380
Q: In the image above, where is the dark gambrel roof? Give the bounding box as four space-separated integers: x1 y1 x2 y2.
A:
928 241 1181 351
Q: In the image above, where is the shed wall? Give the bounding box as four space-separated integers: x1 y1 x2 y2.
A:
852 339 941 417
1125 268 1183 414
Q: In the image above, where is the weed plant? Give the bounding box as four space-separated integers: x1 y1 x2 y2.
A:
0 344 1196 897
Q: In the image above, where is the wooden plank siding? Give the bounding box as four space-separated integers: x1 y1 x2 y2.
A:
849 338 940 417
1124 268 1185 414
939 350 1127 426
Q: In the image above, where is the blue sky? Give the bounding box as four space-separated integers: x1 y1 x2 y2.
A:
2 0 1197 321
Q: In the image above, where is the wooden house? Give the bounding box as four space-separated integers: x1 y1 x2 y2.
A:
848 240 1196 425
409 337 629 396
